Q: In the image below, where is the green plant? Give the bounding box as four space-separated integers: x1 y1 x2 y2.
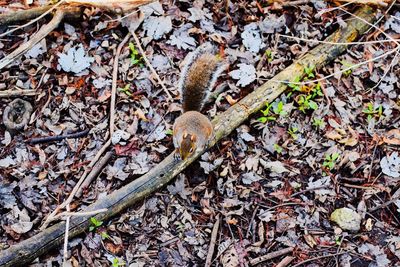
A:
362 102 383 121
340 60 354 76
129 42 144 66
322 153 340 171
118 84 132 96
165 129 173 135
312 118 325 129
297 94 318 113
258 102 276 123
89 217 103 232
288 126 298 140
100 231 110 240
304 64 315 79
273 101 287 117
112 257 125 267
273 143 283 154
265 49 273 63
287 76 301 97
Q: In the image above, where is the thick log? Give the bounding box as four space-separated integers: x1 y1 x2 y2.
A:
0 6 376 267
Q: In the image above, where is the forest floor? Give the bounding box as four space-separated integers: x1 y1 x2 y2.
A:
1 0 400 266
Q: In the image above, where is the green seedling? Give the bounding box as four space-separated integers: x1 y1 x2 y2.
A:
310 82 324 98
166 129 173 135
273 101 287 117
89 217 103 232
322 153 340 171
112 257 125 267
265 49 273 63
340 60 354 76
100 231 110 240
287 76 302 97
312 118 325 129
258 102 276 123
129 42 144 66
118 84 132 96
288 127 298 140
362 102 383 121
273 143 283 154
297 94 318 113
304 64 316 79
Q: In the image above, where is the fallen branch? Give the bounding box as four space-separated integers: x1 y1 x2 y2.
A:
0 89 39 98
26 129 90 145
205 214 220 267
249 247 294 266
0 6 376 267
0 8 80 71
0 6 52 25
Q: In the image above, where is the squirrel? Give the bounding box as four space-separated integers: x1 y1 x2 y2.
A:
173 43 227 160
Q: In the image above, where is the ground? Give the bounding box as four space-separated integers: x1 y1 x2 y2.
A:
0 0 400 266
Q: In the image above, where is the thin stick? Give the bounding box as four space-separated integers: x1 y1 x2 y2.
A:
26 129 90 145
279 34 399 46
56 208 108 219
276 256 295 267
131 31 173 99
249 247 294 266
369 196 400 212
0 89 38 98
0 1 65 38
110 33 131 136
62 204 70 267
205 214 220 267
268 46 400 86
291 252 346 267
76 151 113 197
0 9 66 70
40 139 111 230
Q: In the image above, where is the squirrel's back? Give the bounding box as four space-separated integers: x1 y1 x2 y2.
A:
178 44 226 112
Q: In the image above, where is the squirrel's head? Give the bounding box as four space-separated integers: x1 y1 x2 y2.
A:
178 132 197 160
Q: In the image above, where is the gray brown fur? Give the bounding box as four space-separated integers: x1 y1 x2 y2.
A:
181 53 221 112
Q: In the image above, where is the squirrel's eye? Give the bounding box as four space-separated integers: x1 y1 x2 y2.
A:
189 147 194 153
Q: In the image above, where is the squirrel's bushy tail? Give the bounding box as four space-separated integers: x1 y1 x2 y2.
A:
178 43 227 112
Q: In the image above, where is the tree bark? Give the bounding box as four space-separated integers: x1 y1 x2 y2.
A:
0 6 376 267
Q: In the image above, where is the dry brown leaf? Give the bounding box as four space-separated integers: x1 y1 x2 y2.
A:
382 129 400 145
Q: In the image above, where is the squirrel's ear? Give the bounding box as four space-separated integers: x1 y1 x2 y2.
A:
190 134 196 142
183 131 188 138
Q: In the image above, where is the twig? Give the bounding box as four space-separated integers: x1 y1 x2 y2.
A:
290 186 331 197
0 89 38 98
26 129 90 145
110 33 131 136
249 247 294 266
268 46 400 86
278 34 399 46
55 208 108 219
205 214 220 267
276 256 295 267
62 204 70 267
76 151 113 197
0 8 68 70
131 31 173 99
280 0 311 7
41 32 130 229
40 139 111 230
291 252 346 267
336 0 390 6
369 196 400 212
